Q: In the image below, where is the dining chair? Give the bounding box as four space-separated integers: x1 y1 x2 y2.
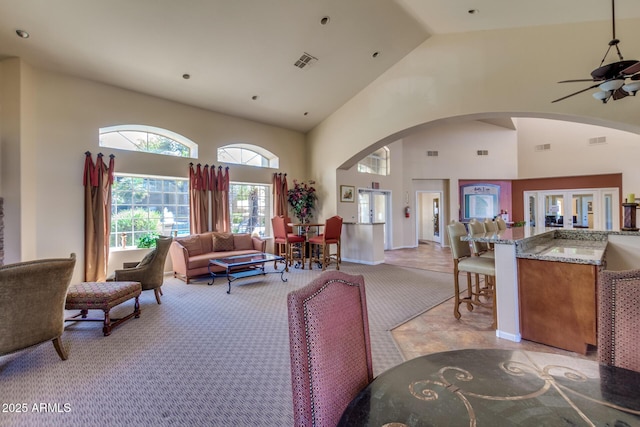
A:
597 269 640 372
447 221 497 329
272 216 306 271
287 271 373 427
308 215 343 270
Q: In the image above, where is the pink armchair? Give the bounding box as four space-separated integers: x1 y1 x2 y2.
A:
287 271 373 426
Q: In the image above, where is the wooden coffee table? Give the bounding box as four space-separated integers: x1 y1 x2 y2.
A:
208 252 287 294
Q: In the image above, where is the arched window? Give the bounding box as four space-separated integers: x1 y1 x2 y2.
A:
99 125 198 158
217 143 279 168
358 146 390 176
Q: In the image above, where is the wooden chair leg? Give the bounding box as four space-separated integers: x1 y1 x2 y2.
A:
465 273 474 312
52 337 68 360
154 288 162 304
453 265 462 320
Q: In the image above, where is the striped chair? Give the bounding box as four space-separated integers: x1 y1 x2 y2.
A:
287 271 373 426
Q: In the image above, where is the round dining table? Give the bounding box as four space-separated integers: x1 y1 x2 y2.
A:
338 348 640 426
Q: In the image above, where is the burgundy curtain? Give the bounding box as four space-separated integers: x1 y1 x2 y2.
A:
83 152 115 282
273 172 288 217
211 166 230 232
189 163 209 234
189 164 231 234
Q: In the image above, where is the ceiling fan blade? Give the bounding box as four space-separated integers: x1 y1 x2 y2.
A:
551 83 601 103
613 87 628 100
621 61 640 76
558 79 598 83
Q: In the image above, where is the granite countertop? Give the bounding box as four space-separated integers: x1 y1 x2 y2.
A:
463 227 608 265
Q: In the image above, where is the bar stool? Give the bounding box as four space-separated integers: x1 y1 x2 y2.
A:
309 215 343 270
496 216 507 230
447 221 497 329
272 216 305 271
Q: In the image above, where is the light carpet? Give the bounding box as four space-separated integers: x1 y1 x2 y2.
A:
0 262 453 426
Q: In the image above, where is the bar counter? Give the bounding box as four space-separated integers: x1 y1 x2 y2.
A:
462 227 639 348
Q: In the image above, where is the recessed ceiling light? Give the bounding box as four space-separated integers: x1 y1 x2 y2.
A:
320 16 330 25
304 112 309 116
251 95 259 100
182 73 191 80
16 29 29 39
468 9 479 15
372 51 380 59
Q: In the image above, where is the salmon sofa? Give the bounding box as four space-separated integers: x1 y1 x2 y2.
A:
169 232 266 283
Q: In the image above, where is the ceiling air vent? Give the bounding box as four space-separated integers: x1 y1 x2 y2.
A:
294 52 318 69
426 150 438 157
588 136 607 145
477 150 488 156
535 144 551 152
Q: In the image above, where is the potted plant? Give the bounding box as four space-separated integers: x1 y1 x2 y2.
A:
287 180 317 223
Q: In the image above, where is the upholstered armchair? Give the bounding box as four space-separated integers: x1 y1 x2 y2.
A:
0 253 76 360
598 269 640 372
287 271 373 427
108 236 172 304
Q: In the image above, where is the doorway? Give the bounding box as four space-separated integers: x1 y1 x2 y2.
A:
417 191 442 244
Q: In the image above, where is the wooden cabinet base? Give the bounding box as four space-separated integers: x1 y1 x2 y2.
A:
518 258 597 354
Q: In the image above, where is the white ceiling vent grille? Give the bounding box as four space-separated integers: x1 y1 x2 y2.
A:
535 144 551 152
588 136 607 146
426 150 439 157
477 150 488 156
294 52 318 69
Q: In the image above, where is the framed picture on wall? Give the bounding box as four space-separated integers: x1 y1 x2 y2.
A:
340 185 355 202
460 183 500 220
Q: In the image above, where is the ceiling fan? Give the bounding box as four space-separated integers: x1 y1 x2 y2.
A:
552 0 640 103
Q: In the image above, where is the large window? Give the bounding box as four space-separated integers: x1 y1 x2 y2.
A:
228 183 271 237
111 174 190 248
100 125 198 158
358 147 389 176
218 144 279 168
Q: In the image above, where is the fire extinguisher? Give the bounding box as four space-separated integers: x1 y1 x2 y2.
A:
404 206 410 218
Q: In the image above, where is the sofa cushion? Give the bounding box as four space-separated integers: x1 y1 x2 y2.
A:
233 233 254 250
181 235 204 256
212 232 235 252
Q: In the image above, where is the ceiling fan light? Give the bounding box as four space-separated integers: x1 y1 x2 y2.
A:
593 90 610 102
622 81 640 95
599 79 625 92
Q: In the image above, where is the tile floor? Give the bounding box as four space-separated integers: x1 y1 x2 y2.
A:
385 241 597 362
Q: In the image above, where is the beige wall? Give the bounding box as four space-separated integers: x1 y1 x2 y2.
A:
1 60 306 282
309 18 640 221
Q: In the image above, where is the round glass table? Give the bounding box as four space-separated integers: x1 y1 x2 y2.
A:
338 349 640 426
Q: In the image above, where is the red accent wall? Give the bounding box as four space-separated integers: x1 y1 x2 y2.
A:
460 174 622 224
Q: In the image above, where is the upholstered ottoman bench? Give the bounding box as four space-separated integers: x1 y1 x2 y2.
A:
65 281 142 336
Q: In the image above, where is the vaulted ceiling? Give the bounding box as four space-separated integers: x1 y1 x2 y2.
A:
2 0 640 132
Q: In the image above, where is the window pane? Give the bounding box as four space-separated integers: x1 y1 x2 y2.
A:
111 174 190 247
228 183 271 237
99 125 197 158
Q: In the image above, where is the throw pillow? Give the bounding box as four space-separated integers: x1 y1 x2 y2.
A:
180 235 203 256
212 232 235 252
233 233 254 250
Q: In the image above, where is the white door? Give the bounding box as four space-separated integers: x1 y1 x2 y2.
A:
417 192 442 244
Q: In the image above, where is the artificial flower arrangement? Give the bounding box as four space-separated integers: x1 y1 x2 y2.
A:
288 179 317 223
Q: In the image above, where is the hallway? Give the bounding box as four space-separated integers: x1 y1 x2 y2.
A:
384 242 596 361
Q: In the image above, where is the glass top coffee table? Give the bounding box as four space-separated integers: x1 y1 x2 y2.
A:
208 252 287 294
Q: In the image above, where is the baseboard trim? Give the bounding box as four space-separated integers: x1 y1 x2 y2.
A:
496 330 521 342
341 257 385 265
